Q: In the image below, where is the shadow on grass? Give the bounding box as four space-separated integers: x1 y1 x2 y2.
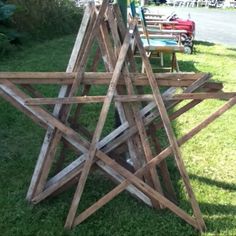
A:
200 202 236 233
189 174 236 192
200 202 236 217
198 50 236 60
194 41 216 47
179 59 200 72
192 41 236 59
227 47 236 52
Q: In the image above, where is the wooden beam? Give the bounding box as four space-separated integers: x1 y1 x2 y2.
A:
25 3 96 201
25 92 236 106
108 7 163 208
134 26 206 231
0 72 209 85
103 9 147 189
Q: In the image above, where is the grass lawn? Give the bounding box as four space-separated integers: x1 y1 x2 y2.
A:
0 36 236 236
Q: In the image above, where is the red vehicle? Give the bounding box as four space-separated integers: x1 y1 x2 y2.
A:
143 9 196 54
163 13 195 54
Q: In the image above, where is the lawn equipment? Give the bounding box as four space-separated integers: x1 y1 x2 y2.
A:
143 9 196 54
163 13 195 54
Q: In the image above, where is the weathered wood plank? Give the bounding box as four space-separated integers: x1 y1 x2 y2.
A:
97 10 151 206
134 26 206 231
25 4 96 201
25 92 236 106
108 7 162 208
148 125 177 203
64 20 138 228
28 0 107 201
0 72 210 85
99 17 144 176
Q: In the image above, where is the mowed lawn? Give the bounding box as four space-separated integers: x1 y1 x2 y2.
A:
0 36 236 236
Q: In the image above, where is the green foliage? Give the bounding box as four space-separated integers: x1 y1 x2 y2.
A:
0 0 19 54
9 0 83 40
0 33 12 54
0 0 15 20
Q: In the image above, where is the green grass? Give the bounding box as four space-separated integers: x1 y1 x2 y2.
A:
0 36 236 236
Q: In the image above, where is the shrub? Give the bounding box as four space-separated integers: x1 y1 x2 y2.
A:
9 0 83 40
0 0 19 54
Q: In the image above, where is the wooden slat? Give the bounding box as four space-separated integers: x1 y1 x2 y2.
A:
97 9 151 205
28 0 108 201
64 20 138 229
0 72 208 84
94 13 152 206
25 92 236 106
103 10 145 182
148 125 177 203
108 7 163 208
25 4 96 201
0 71 222 91
134 26 206 231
